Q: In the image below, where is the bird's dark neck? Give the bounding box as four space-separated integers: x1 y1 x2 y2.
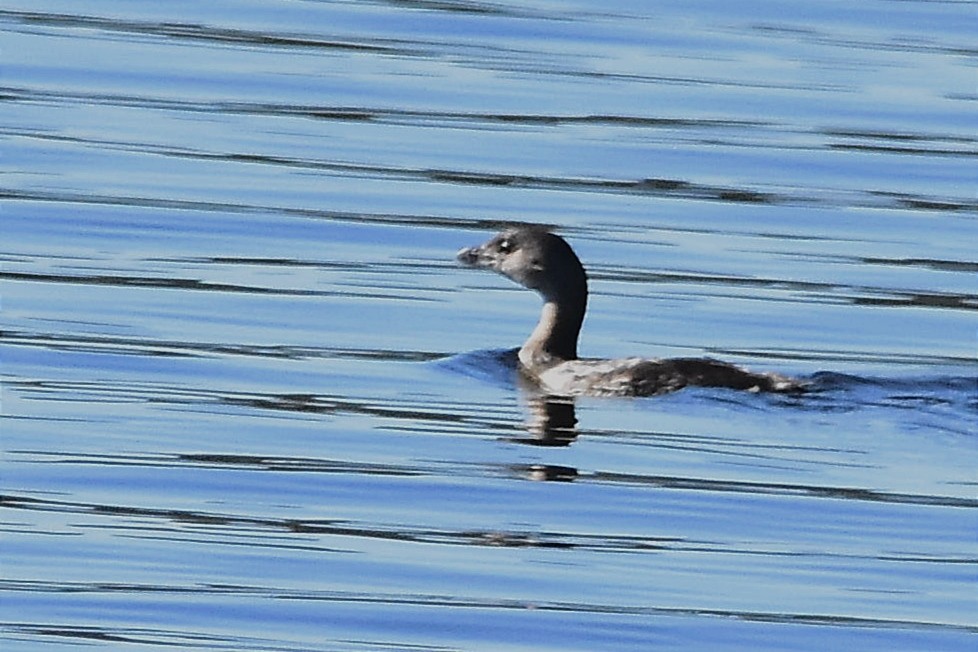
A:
519 289 587 369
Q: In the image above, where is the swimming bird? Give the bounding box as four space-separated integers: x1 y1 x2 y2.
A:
457 226 804 396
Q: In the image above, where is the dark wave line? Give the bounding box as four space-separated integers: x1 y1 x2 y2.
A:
0 620 271 649
586 471 978 509
5 170 977 220
0 12 852 93
0 9 418 55
1 329 445 361
6 126 975 210
0 270 433 303
0 187 500 230
2 578 975 634
0 129 791 205
9 88 976 163
6 418 976 507
0 86 767 130
0 270 323 296
589 266 978 314
3 379 497 427
4 490 975 565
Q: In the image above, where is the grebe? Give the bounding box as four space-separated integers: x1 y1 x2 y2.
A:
457 226 803 397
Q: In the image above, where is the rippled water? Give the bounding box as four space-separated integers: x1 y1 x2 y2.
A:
3 1 976 650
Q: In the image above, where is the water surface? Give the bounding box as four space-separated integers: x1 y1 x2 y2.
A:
2 1 976 650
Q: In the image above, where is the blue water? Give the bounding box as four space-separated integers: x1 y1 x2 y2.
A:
2 1 976 650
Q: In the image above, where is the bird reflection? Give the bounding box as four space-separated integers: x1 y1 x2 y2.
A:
504 392 580 447
518 463 578 482
525 395 579 445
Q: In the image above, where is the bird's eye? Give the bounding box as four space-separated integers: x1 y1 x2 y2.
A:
497 238 513 254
